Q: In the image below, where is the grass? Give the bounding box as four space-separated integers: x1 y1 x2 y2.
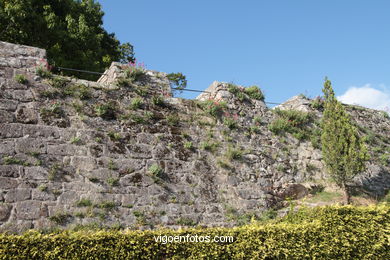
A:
49 212 71 225
37 184 48 192
223 118 237 130
76 199 93 207
70 136 81 145
107 177 119 187
63 84 91 100
225 146 243 160
269 108 314 141
306 191 342 203
14 74 27 84
198 100 227 118
151 95 164 106
200 141 219 153
40 102 63 119
184 141 193 150
166 114 179 126
48 164 61 181
94 102 116 120
95 201 117 210
107 131 122 141
244 85 264 101
124 66 145 83
148 164 164 178
35 66 52 78
3 156 25 165
129 97 143 110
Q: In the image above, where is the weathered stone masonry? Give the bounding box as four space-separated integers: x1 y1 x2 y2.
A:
0 41 389 233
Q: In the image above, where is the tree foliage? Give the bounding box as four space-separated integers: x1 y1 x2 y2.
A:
321 78 369 204
0 0 134 79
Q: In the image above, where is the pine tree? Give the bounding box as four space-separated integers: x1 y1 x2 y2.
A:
321 78 369 204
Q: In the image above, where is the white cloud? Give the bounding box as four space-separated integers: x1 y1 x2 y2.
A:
337 84 390 112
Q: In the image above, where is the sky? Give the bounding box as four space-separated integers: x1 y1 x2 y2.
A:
99 0 390 111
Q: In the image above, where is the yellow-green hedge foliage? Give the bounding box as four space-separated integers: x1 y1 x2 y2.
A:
0 205 389 259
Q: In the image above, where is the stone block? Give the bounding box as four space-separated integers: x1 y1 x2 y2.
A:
0 204 12 221
3 89 34 102
70 156 96 172
4 188 31 202
15 200 43 220
47 144 86 156
0 177 18 189
15 138 46 154
0 110 14 123
58 190 80 205
120 172 143 186
32 189 56 201
22 125 59 139
0 99 18 111
0 123 24 138
0 141 15 155
23 167 48 180
15 106 38 124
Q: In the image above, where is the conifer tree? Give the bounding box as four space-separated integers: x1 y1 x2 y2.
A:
321 78 369 204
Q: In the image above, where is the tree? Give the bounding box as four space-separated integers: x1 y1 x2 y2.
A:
0 0 134 79
321 78 369 204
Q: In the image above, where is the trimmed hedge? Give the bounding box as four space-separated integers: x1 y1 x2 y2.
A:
0 205 389 259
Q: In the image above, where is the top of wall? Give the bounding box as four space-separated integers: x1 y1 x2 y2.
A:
0 41 47 77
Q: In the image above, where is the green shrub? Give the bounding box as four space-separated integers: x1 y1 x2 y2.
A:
40 102 63 119
48 212 71 225
380 154 389 166
76 199 93 207
268 118 290 135
166 114 179 126
130 97 143 110
1 206 387 259
227 83 246 101
382 111 390 119
50 76 69 89
64 84 91 100
225 146 243 160
94 102 116 120
200 141 219 153
2 156 25 165
149 164 163 178
310 96 324 110
223 118 237 130
37 184 48 192
144 111 154 120
35 66 52 78
244 85 264 101
14 74 27 84
184 141 193 149
107 177 119 187
151 95 165 106
198 100 227 118
269 109 313 140
107 131 122 141
253 116 262 125
70 136 81 145
96 201 116 210
48 164 61 181
124 67 145 83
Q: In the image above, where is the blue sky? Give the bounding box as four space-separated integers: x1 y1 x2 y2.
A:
99 0 390 111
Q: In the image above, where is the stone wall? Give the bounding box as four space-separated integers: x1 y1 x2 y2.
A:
0 41 389 233
0 41 47 78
